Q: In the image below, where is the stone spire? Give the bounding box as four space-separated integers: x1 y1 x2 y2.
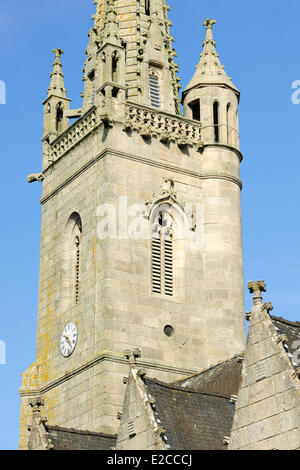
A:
183 18 239 95
47 48 67 98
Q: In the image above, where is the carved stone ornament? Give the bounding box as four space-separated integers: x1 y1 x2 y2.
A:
276 334 289 345
142 178 178 220
123 103 202 150
248 280 266 305
261 302 274 315
27 173 45 183
123 348 142 368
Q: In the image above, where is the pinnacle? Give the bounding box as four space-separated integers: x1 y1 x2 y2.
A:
47 48 67 98
183 18 239 95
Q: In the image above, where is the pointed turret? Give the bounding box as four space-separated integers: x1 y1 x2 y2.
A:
182 19 240 148
184 19 239 94
42 49 71 168
47 48 67 98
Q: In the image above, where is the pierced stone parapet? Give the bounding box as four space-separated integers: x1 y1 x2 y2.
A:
47 101 203 165
123 103 203 151
50 106 98 161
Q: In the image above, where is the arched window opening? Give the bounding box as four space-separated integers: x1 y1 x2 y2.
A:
56 102 64 132
88 70 95 106
74 235 80 304
149 73 161 108
213 101 219 143
145 0 150 16
189 99 200 121
112 51 119 83
151 208 174 297
60 213 83 312
72 216 82 305
226 103 232 145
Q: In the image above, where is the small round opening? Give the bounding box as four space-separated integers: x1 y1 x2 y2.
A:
164 325 175 337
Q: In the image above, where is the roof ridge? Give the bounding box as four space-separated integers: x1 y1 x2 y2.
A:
176 353 244 384
46 425 117 438
271 315 300 327
144 376 232 400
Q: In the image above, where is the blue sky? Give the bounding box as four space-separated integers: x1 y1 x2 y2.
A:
1 0 300 450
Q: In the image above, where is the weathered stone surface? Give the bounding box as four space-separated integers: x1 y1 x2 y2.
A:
20 2 246 450
229 285 300 450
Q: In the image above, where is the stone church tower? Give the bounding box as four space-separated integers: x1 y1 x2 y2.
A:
19 1 245 449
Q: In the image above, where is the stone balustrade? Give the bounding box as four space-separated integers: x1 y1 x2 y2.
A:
50 106 98 161
124 102 203 150
48 102 203 163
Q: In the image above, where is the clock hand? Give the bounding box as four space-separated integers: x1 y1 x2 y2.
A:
63 335 72 346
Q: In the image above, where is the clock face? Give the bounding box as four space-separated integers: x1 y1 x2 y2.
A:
60 322 78 358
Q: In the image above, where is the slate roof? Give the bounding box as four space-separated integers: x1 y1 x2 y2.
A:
175 355 243 397
46 425 117 450
271 315 300 369
144 371 237 450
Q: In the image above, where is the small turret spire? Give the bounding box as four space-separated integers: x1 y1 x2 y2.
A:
47 48 67 98
96 0 121 49
183 18 239 95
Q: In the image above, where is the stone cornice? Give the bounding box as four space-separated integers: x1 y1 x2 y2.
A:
19 351 197 397
42 94 71 105
203 143 243 163
40 147 242 205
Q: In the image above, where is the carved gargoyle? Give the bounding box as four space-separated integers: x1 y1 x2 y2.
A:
27 173 44 183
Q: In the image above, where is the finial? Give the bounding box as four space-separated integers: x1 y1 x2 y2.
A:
203 18 216 29
203 18 216 44
28 397 44 413
52 48 64 61
123 348 142 368
248 280 266 305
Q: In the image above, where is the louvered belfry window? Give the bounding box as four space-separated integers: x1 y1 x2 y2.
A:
151 210 174 297
149 73 161 108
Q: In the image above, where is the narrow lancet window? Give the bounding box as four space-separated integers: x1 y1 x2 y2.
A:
88 70 95 106
74 236 80 304
213 101 219 143
61 212 82 312
56 102 64 132
71 215 82 305
226 103 233 146
145 0 150 16
112 51 119 83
